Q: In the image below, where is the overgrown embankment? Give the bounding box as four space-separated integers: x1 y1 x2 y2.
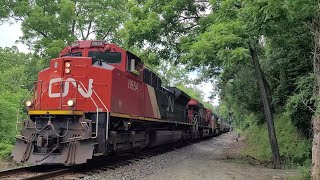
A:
243 113 311 166
234 113 311 179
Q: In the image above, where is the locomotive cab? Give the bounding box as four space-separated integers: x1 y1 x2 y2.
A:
59 40 144 77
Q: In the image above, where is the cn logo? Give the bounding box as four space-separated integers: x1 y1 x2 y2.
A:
48 78 93 98
166 96 174 112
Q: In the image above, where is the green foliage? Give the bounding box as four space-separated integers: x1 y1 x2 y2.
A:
176 84 203 100
0 47 43 158
122 0 202 48
286 74 314 137
215 101 228 118
0 142 13 160
220 64 263 118
290 165 311 180
0 1 11 20
244 113 311 166
119 0 315 143
124 0 315 168
152 61 190 87
176 84 213 110
119 0 207 71
128 48 191 86
2 0 128 59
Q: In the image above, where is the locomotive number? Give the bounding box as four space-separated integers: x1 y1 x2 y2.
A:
128 79 138 91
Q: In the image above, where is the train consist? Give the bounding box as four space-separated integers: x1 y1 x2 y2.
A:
13 40 230 165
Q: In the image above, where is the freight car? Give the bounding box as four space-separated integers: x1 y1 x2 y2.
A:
13 40 224 165
212 113 231 134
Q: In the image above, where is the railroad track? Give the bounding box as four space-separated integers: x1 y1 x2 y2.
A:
0 165 71 180
0 141 194 180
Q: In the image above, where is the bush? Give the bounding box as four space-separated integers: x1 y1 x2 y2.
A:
290 164 311 180
0 48 44 159
243 112 311 167
0 142 13 160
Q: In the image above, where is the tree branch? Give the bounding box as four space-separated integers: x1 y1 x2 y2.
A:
84 20 92 40
13 16 50 39
102 28 111 40
80 24 85 40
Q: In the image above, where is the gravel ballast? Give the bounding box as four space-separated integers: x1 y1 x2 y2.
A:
83 133 298 180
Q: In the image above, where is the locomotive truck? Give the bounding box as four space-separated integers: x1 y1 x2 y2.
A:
13 40 226 165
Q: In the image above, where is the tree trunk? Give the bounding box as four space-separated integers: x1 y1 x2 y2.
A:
249 44 281 168
312 7 320 179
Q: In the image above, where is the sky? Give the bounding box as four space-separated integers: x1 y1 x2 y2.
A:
0 22 219 106
0 21 29 52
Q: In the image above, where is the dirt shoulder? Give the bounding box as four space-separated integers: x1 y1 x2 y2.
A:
0 160 19 171
142 132 298 180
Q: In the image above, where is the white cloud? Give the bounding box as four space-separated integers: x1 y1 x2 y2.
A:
0 21 30 53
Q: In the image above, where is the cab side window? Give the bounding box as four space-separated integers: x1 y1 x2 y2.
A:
127 53 144 79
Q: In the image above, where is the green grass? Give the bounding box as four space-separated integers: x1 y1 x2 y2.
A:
0 142 13 160
241 112 311 167
289 165 311 180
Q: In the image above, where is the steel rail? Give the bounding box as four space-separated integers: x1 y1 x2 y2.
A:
0 166 38 178
0 165 71 180
22 168 71 180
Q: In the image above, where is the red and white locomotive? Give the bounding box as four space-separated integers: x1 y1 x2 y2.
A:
13 40 226 165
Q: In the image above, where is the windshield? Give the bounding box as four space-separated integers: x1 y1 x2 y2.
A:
61 52 82 57
88 51 122 64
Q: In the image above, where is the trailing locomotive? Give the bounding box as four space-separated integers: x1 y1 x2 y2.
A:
13 40 228 165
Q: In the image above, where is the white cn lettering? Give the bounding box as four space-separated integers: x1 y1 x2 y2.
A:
166 96 174 112
48 78 93 98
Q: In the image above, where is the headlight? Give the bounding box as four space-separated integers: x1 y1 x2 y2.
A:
67 100 75 107
65 62 71 68
25 100 33 107
65 68 71 74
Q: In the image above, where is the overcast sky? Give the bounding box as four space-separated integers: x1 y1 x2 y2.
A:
0 21 218 106
0 21 29 52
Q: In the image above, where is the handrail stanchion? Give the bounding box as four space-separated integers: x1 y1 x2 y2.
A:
76 81 100 139
75 82 78 110
92 90 109 141
59 81 62 110
39 81 42 110
16 81 38 135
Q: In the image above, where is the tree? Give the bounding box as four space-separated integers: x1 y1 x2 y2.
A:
1 0 128 59
0 47 42 157
177 0 285 167
121 0 315 168
120 0 207 62
312 4 320 179
180 0 314 168
249 43 281 167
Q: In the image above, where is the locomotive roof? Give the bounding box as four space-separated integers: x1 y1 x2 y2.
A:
188 99 204 107
126 50 143 63
167 87 191 99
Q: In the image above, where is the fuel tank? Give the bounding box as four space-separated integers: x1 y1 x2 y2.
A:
148 131 182 148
